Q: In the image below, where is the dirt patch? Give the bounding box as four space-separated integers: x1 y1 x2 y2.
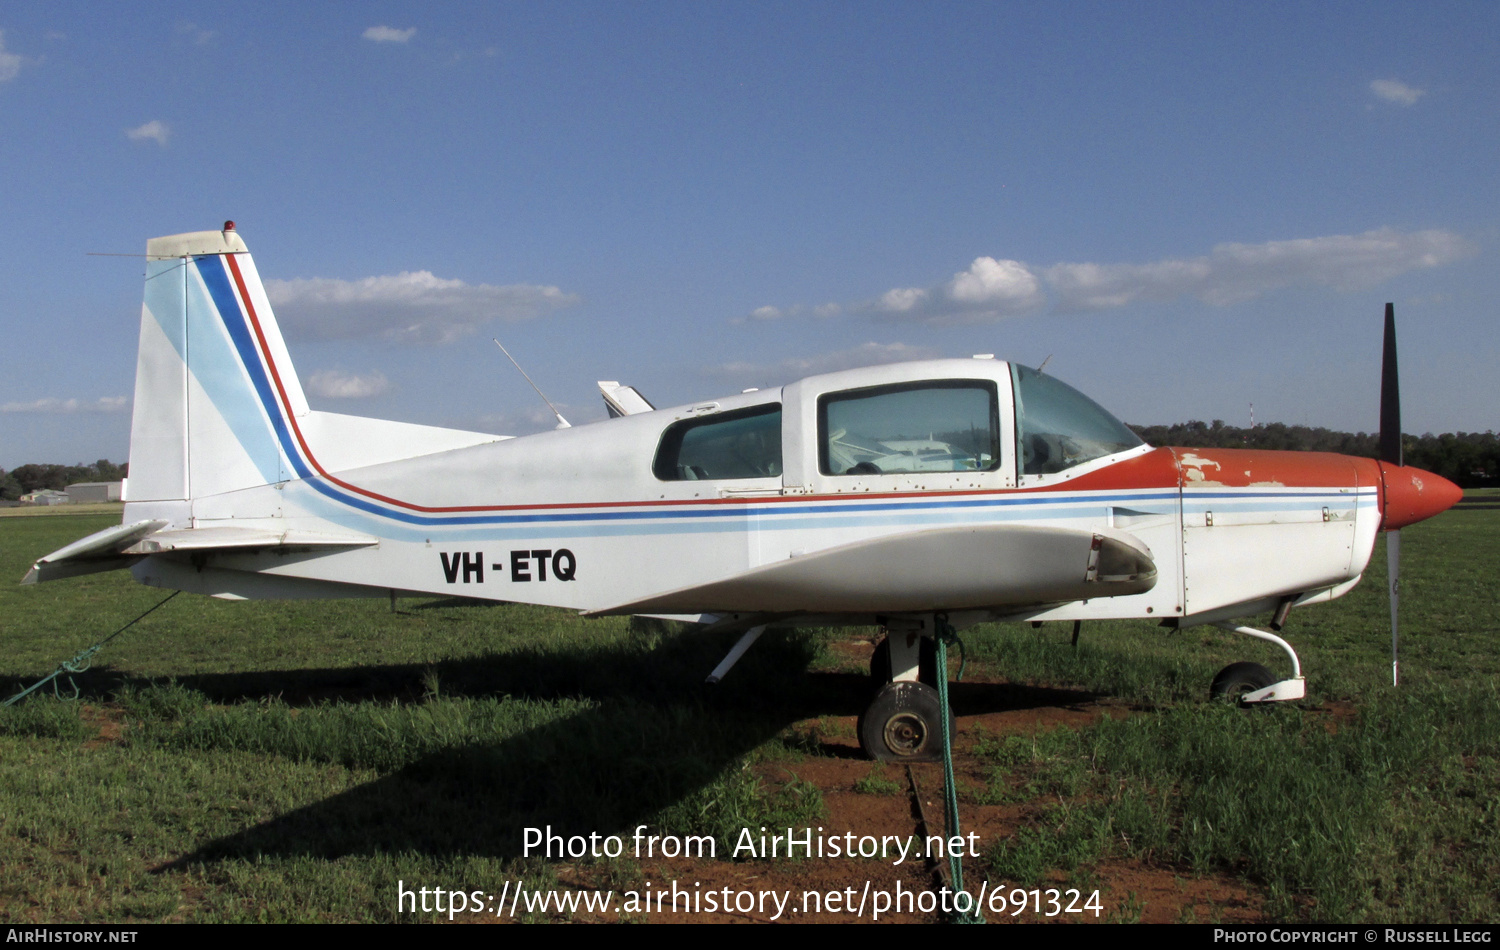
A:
79 704 127 749
1080 859 1263 924
1307 699 1359 735
541 668 1265 924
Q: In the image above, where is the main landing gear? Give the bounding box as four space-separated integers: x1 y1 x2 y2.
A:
860 623 953 762
699 618 956 761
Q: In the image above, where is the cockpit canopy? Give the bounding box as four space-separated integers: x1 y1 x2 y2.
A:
1011 363 1142 475
650 359 1143 483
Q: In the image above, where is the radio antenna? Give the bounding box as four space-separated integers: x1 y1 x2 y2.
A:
493 339 570 429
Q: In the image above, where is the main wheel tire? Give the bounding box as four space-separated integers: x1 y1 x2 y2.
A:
857 681 954 762
1209 661 1276 704
869 636 940 686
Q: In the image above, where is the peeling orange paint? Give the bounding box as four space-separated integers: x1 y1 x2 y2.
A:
1169 448 1375 491
1178 452 1224 486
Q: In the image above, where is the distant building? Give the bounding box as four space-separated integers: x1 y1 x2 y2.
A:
20 489 70 506
65 481 124 504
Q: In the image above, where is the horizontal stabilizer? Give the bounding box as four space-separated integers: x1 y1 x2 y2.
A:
22 520 168 584
24 520 376 585
587 523 1156 616
123 526 379 554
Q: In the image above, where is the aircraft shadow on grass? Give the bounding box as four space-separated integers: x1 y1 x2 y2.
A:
88 626 1099 871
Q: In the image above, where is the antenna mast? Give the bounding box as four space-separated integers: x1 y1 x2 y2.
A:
493 339 570 429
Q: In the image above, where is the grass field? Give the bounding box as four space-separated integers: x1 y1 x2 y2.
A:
1 507 1496 923
0 503 125 519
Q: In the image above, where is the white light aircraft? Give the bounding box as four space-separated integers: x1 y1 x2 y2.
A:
25 224 1463 761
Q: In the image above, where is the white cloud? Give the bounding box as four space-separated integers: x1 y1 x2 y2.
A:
870 257 1047 325
705 342 942 386
1046 228 1474 312
472 401 596 436
737 302 842 324
747 228 1473 326
363 26 417 43
264 271 582 345
0 30 29 83
126 120 170 146
1 396 128 414
306 369 390 399
176 22 216 45
1371 79 1424 106
948 257 1041 306
878 286 928 313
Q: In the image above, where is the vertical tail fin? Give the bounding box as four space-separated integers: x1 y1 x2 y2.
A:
127 223 310 504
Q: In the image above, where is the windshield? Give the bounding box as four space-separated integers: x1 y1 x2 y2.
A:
1011 364 1142 475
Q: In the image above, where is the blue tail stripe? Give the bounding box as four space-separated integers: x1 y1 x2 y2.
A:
193 254 313 480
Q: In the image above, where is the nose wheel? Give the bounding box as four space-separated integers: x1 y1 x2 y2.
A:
1209 623 1307 703
1209 661 1276 704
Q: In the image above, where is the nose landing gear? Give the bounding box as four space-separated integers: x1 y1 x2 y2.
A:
1209 622 1306 704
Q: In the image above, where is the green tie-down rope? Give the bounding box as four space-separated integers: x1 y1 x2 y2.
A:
934 613 984 924
3 590 180 707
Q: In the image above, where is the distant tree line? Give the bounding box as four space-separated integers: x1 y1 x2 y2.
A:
1129 421 1499 488
0 460 128 501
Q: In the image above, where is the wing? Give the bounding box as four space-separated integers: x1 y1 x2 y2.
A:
587 523 1156 616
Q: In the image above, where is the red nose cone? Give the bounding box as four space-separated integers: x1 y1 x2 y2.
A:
1379 463 1463 530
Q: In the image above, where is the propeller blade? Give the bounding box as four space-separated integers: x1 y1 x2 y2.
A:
1380 303 1401 685
1387 529 1400 686
1380 302 1401 467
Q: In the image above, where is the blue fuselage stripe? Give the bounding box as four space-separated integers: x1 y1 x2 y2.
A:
293 483 1371 530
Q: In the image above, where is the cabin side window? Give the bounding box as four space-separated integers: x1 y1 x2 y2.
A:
653 404 783 480
817 381 1000 476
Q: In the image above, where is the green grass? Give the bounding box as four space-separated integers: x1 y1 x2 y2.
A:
853 766 903 796
0 503 125 519
2 508 1497 922
976 685 1500 921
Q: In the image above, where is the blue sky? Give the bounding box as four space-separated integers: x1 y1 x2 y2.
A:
1 2 1495 469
